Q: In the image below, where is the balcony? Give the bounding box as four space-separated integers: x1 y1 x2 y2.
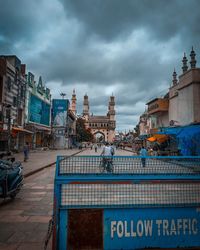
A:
146 98 169 115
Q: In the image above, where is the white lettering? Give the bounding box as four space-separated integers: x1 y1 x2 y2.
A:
124 221 130 237
163 220 169 236
156 220 162 236
170 219 176 235
144 220 153 236
137 220 144 237
177 219 182 235
110 217 198 239
183 219 188 235
111 221 116 238
192 219 198 235
117 221 124 238
131 220 136 237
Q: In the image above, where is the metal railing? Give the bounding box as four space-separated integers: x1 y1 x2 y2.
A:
54 156 200 209
58 155 200 175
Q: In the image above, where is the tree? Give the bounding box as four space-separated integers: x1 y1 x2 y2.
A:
76 118 94 142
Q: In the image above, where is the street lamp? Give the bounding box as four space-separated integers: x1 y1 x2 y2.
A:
60 92 66 99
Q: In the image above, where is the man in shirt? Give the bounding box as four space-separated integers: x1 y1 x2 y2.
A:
140 146 147 167
101 142 113 172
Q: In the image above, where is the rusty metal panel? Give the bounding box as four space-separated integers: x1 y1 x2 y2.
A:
67 209 103 250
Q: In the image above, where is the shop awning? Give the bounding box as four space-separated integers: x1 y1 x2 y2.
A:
12 127 34 134
147 134 169 143
34 125 51 132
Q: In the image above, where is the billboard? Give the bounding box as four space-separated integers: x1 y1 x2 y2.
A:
29 93 50 126
52 99 69 127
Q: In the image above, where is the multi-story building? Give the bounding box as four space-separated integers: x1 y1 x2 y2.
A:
52 98 69 149
51 90 77 149
25 72 51 148
0 55 29 151
169 48 200 126
146 94 169 134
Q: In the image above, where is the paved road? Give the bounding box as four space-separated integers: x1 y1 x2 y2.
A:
0 149 199 250
0 149 132 250
13 148 82 176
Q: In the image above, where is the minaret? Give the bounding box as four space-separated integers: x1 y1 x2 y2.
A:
190 46 197 69
172 68 178 86
182 52 188 73
107 95 116 142
83 94 89 118
108 95 116 121
70 89 77 114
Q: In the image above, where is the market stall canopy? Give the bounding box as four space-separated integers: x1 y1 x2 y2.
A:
147 134 168 143
12 127 33 134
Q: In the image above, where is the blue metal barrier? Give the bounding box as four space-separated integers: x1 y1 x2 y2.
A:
53 156 200 250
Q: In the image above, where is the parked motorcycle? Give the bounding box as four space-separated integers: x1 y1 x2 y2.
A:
0 154 23 199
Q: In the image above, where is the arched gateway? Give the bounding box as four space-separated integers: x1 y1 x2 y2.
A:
94 131 105 143
70 91 116 143
82 95 116 142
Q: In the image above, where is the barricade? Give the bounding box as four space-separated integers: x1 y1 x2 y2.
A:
52 156 200 250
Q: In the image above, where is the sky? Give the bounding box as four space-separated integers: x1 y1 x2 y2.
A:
1 0 200 132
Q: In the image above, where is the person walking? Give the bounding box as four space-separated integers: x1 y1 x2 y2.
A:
23 142 29 162
94 144 98 153
140 146 147 167
101 142 113 172
110 143 115 156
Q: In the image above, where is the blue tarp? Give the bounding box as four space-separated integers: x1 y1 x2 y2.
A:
158 125 200 156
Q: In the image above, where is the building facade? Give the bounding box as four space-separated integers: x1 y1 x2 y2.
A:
82 94 116 142
0 55 28 151
25 72 51 149
169 48 200 126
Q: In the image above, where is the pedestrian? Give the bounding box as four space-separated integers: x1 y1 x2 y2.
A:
94 144 98 152
23 142 29 162
110 143 115 156
140 146 147 167
101 142 113 171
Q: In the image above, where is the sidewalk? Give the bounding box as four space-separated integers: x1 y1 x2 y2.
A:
13 148 82 177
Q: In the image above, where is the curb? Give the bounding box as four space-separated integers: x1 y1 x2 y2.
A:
24 149 85 178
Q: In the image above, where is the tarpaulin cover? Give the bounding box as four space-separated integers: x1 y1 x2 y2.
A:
158 125 200 156
147 134 168 143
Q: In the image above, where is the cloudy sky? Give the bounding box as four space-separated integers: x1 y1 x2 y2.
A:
1 0 200 131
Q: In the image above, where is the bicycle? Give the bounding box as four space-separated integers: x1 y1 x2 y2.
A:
99 156 114 173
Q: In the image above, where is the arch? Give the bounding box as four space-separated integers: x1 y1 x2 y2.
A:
93 131 106 143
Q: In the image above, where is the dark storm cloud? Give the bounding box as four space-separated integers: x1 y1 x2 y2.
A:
0 0 41 51
59 0 200 42
1 0 200 130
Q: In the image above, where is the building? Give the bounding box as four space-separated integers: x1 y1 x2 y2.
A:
51 90 77 149
169 48 200 126
136 47 200 155
25 72 51 148
146 93 169 134
52 98 69 149
82 94 116 142
0 55 30 151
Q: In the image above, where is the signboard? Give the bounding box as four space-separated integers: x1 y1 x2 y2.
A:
52 99 69 127
29 93 50 126
53 128 65 137
104 207 200 249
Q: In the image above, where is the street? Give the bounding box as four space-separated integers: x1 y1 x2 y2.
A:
0 148 132 250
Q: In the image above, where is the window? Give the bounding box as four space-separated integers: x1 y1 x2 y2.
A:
13 96 17 107
7 77 12 91
20 86 24 98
